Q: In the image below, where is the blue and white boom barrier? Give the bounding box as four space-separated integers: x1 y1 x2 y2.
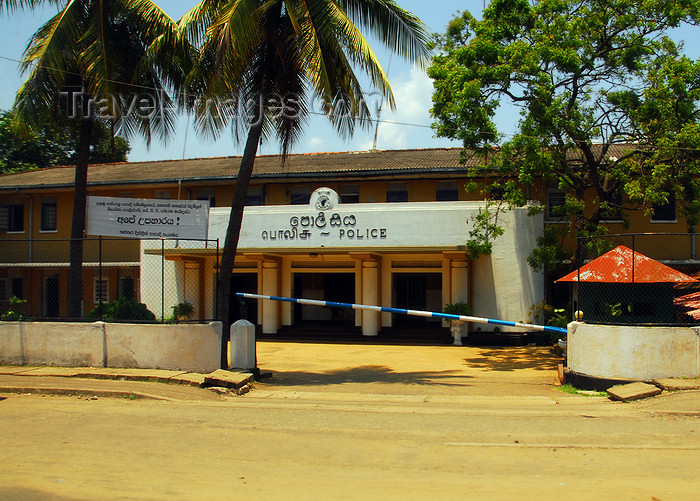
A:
235 292 567 334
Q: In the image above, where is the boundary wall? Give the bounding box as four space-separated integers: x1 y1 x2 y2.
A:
567 321 700 380
0 321 221 373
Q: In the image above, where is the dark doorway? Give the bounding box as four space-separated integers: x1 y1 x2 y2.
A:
44 276 59 317
392 273 442 328
229 273 257 326
292 273 355 326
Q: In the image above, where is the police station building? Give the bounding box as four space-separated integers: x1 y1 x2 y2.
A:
0 148 545 337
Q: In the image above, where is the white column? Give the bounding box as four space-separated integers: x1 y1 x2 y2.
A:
354 259 363 327
450 260 469 304
381 255 392 328
261 261 279 334
281 257 293 326
362 260 379 336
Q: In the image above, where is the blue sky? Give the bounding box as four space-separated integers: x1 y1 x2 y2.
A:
0 1 697 163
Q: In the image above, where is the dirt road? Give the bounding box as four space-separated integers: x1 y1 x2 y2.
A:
2 342 699 500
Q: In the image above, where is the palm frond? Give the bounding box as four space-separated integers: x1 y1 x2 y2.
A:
339 0 432 66
0 0 60 13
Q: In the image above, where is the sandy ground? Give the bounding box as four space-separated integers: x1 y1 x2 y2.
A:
2 342 700 500
253 340 564 397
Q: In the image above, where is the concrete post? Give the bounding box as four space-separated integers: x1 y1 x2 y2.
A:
362 261 379 336
261 261 279 334
230 319 256 370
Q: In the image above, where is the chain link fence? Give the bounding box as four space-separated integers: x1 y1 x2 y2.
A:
0 237 219 323
571 233 700 326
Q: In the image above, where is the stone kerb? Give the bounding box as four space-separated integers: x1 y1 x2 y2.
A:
567 322 700 380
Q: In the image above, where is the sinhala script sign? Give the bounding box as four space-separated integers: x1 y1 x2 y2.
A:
87 196 210 239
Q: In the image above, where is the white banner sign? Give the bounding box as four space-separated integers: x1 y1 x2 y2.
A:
87 196 210 240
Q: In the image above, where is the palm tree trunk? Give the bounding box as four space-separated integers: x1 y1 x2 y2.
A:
67 117 93 318
216 118 264 367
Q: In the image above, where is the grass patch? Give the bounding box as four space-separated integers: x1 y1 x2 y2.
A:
558 384 607 397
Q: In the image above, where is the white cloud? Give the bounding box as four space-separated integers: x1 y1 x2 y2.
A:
307 136 325 150
372 66 436 150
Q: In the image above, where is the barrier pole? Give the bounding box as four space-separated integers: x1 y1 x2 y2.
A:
235 292 567 334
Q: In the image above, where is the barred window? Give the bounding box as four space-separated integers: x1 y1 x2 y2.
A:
651 192 676 222
93 278 109 304
246 186 264 206
387 182 408 203
290 185 311 205
339 185 359 204
41 196 57 231
436 181 459 201
197 188 216 208
546 190 567 221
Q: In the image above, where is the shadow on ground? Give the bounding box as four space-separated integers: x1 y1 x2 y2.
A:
462 346 560 372
258 365 474 388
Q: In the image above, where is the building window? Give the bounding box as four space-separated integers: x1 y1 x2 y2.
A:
119 276 135 300
93 278 109 304
546 190 567 221
246 186 264 206
387 182 408 203
489 185 504 201
651 192 676 222
0 278 6 301
154 190 171 200
436 181 459 201
41 196 57 232
601 191 623 221
197 188 216 207
290 185 311 205
11 277 22 299
339 185 359 204
5 199 25 232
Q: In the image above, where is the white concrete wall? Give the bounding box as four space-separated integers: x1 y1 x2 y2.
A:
567 322 700 380
472 207 545 332
0 321 222 373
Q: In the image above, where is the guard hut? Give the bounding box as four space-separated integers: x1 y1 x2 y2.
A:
557 245 698 324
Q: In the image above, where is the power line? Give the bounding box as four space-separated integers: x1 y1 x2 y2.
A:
3 53 700 155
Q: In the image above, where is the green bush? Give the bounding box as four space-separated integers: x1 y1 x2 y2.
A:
88 297 156 322
1 296 26 321
443 302 472 316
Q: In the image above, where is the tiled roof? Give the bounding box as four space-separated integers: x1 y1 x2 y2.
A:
556 245 698 283
0 147 473 190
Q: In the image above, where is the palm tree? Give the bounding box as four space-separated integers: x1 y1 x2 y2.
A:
180 0 430 364
2 1 188 318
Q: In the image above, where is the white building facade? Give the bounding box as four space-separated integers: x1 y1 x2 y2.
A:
142 188 545 337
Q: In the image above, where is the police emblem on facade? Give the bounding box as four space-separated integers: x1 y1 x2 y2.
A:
311 187 339 211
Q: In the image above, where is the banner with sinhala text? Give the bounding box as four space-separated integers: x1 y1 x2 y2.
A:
86 196 210 240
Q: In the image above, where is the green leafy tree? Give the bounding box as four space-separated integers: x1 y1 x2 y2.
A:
0 109 130 175
180 0 431 365
1 0 189 317
429 0 700 272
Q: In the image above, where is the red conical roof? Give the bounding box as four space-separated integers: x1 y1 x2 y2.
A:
556 245 698 283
